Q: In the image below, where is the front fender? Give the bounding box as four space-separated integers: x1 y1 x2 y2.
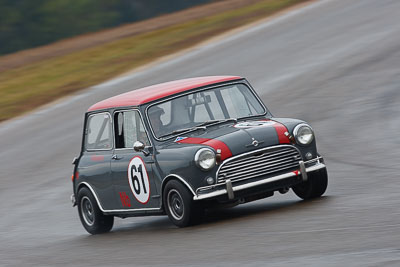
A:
155 144 218 191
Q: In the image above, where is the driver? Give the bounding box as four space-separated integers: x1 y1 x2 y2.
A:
148 106 165 136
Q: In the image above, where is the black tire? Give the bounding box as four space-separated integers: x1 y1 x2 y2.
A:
292 168 328 200
77 187 114 234
163 180 204 227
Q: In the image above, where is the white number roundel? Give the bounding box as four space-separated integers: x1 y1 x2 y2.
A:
127 157 150 204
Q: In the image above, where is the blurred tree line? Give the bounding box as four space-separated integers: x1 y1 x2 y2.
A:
0 0 214 55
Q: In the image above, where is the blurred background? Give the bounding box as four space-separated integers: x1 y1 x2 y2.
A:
0 0 215 55
0 0 305 122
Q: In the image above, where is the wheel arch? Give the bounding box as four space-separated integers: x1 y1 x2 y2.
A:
76 182 106 212
161 174 196 208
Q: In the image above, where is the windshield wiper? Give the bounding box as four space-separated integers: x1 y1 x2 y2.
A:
158 126 206 139
158 119 237 139
196 118 237 127
237 114 266 121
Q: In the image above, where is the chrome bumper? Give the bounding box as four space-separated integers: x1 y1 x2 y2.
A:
193 158 326 201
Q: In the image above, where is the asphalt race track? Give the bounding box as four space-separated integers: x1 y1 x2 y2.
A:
1 0 400 265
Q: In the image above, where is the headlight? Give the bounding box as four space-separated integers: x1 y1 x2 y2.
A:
194 148 216 171
293 124 314 145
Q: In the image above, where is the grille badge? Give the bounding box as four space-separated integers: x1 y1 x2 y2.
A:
246 138 264 148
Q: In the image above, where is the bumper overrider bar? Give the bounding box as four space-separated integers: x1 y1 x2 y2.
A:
193 157 326 201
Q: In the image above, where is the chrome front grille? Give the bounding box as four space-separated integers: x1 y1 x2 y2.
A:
217 145 302 183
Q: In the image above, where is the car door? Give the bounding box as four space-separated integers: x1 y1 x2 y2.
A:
110 109 160 210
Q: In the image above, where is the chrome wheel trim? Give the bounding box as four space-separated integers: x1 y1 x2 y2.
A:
167 189 184 221
81 196 95 226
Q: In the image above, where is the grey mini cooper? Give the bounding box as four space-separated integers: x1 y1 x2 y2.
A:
71 76 328 234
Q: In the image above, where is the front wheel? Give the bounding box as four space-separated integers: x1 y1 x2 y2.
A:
163 180 203 227
292 168 328 200
77 187 114 234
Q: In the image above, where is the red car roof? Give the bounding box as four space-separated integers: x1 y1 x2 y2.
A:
88 76 242 111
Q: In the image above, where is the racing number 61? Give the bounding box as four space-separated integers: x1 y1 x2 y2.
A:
128 157 150 204
131 164 147 194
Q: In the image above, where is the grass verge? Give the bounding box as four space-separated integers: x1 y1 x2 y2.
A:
0 0 309 122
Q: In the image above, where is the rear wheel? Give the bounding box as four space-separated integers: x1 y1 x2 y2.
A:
292 168 328 200
77 187 114 234
163 180 203 227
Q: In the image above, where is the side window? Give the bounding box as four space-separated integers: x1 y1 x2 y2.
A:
85 113 112 150
114 110 150 149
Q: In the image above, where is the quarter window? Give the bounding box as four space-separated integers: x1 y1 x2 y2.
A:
85 113 112 150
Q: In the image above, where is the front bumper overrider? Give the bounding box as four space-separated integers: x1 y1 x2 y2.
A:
193 157 326 201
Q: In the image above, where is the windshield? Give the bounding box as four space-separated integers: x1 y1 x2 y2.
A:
147 83 266 139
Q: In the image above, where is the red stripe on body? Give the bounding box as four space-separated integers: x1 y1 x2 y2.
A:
90 155 105 161
247 118 291 144
71 171 79 181
271 122 291 144
177 137 232 161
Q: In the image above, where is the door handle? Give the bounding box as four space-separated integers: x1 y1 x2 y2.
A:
112 155 122 160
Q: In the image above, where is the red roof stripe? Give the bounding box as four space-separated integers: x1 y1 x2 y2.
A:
88 76 242 111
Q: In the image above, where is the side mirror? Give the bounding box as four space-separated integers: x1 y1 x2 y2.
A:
133 141 146 152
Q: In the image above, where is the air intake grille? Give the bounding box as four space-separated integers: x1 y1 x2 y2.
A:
217 146 301 183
